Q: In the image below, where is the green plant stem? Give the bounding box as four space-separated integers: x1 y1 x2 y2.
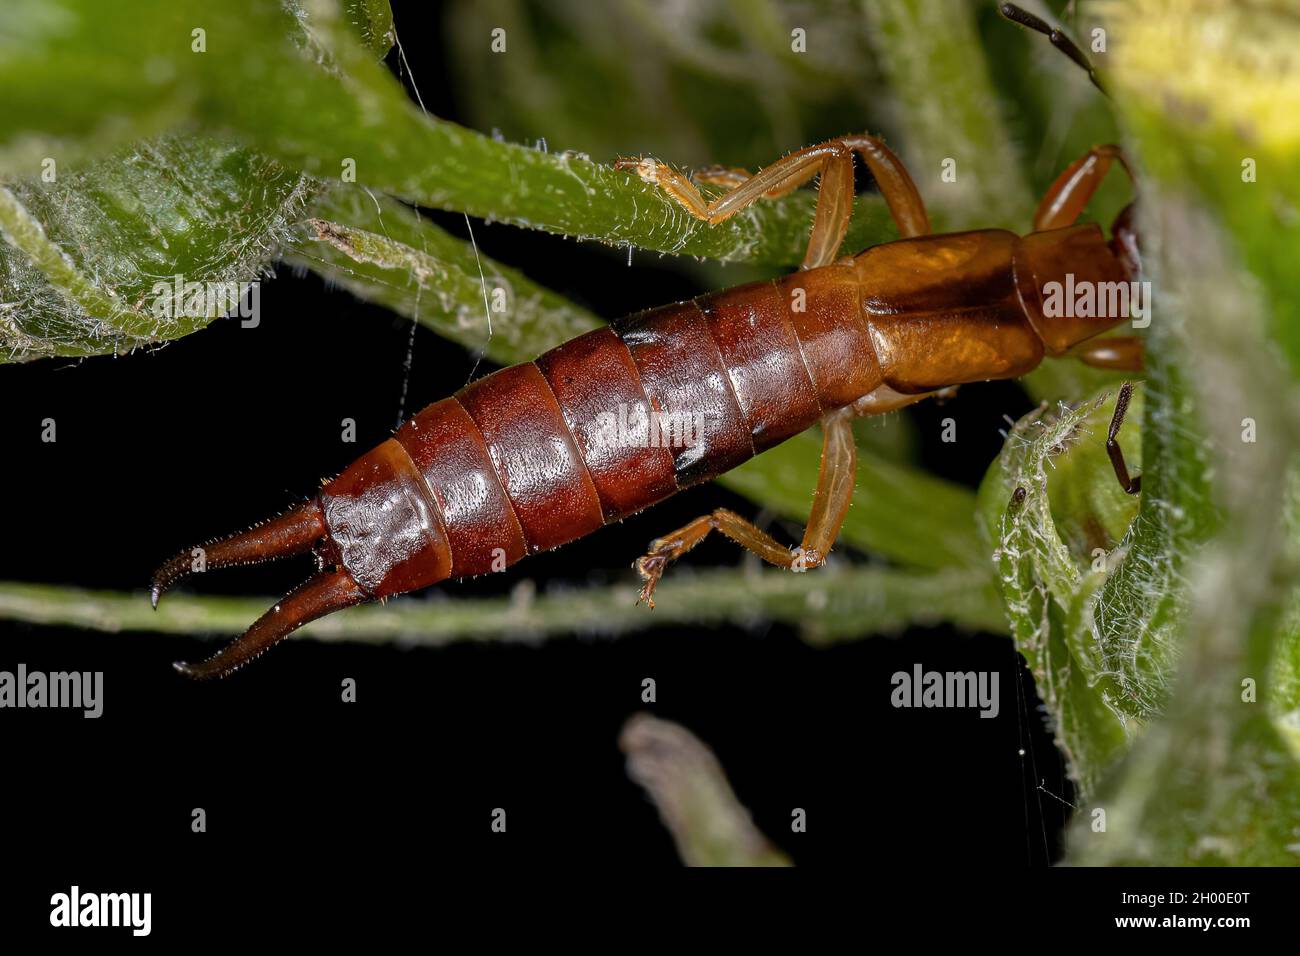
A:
0 565 1006 649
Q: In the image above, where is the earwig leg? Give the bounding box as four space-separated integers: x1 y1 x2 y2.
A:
1071 335 1145 371
635 410 857 606
851 384 954 416
616 133 929 270
692 165 819 199
1106 381 1142 495
691 166 755 189
635 509 787 607
839 135 930 240
612 159 719 219
1033 144 1134 231
800 408 858 558
150 499 327 608
173 568 365 680
615 150 825 225
804 152 856 272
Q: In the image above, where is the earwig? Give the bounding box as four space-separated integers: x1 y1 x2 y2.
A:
152 4 1144 678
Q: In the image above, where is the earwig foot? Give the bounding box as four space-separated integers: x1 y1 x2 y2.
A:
790 547 824 573
635 554 667 609
613 156 661 183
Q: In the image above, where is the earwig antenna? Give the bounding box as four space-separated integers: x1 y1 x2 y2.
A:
999 2 1107 95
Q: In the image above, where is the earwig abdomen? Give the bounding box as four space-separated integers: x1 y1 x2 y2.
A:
332 266 882 590
696 279 823 453
458 362 606 553
168 239 1053 637
612 300 755 485
534 326 679 520
775 264 882 410
318 437 452 598
392 398 528 577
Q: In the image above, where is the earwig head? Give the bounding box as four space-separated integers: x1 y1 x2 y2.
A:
1014 222 1141 354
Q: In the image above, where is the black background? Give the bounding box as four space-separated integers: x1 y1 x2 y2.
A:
0 0 1085 901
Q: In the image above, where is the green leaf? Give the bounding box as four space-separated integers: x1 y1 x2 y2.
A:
284 185 601 365
1 137 312 360
0 0 404 361
1057 0 1300 864
341 0 394 58
0 1 205 171
977 387 1140 795
0 0 896 266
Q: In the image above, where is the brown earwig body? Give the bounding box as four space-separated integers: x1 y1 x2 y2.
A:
152 6 1146 679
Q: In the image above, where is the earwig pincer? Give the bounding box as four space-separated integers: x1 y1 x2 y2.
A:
152 5 1145 678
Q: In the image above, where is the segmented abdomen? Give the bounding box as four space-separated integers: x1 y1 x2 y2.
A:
389 261 877 580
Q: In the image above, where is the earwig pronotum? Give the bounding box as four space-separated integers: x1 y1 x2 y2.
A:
152 4 1144 679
